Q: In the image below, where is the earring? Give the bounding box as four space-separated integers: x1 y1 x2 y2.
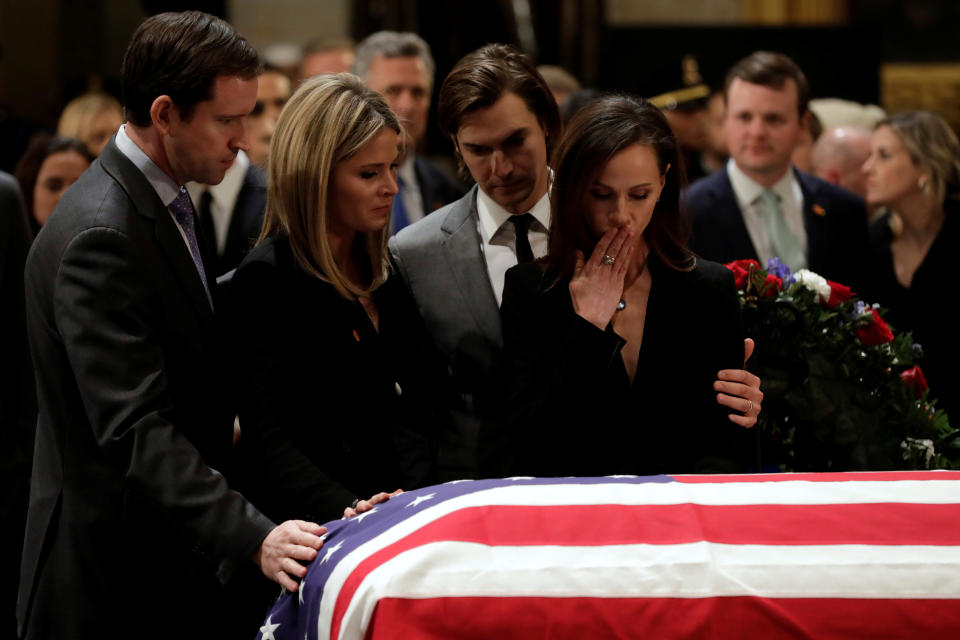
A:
918 177 928 191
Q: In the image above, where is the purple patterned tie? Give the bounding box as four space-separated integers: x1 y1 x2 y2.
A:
168 187 212 303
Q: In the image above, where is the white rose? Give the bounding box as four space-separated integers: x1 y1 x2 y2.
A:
794 269 831 302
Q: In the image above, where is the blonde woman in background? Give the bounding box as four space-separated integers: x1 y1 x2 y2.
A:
863 110 960 416
57 92 123 156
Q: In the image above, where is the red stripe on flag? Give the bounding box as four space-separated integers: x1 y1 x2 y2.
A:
364 596 960 640
672 471 960 483
331 502 960 638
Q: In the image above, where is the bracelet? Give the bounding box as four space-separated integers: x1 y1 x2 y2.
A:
350 498 360 509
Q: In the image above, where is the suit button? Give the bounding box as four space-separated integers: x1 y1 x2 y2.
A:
395 382 403 396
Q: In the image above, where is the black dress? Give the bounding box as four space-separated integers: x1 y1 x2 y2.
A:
868 203 958 417
222 235 440 524
496 255 749 478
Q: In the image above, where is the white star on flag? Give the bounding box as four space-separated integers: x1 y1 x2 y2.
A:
319 540 344 565
259 615 280 640
405 493 436 508
354 506 378 523
298 577 306 605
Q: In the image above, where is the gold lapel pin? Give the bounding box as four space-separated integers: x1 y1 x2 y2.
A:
813 204 826 217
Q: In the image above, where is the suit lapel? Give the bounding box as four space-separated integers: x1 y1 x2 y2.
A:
795 169 827 270
715 171 761 262
99 141 215 325
440 187 503 345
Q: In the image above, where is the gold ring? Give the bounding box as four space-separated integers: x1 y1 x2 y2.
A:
602 255 616 265
747 399 754 414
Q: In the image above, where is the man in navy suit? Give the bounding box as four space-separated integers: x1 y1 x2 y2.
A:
685 51 871 292
18 12 325 639
354 31 465 232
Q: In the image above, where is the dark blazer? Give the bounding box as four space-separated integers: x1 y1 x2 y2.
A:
497 257 750 478
415 155 467 216
18 139 274 640
1 172 34 640
202 162 267 277
388 186 504 480
685 167 873 293
223 236 439 524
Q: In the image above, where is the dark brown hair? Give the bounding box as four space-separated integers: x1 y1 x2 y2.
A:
438 44 560 177
14 133 94 230
724 51 809 117
121 11 260 127
546 94 693 281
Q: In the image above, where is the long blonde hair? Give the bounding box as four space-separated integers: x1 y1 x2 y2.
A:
259 73 401 299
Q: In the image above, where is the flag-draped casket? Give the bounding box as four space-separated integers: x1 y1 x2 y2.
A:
256 472 960 639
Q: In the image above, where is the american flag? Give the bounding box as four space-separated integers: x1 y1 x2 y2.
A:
256 472 960 639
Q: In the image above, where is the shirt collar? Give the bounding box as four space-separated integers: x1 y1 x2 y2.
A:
115 124 183 207
476 180 552 241
727 158 796 206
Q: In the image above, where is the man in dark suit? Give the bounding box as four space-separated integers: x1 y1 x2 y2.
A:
18 12 325 640
354 31 465 231
685 51 871 291
1 171 34 640
390 45 764 480
188 150 267 276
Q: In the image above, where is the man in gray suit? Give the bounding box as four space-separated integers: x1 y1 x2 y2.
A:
389 44 763 480
18 12 324 639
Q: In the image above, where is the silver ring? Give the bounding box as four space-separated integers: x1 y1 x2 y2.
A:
602 254 616 265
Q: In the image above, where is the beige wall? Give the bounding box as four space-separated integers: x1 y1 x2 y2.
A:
229 0 351 51
605 0 847 25
606 0 742 25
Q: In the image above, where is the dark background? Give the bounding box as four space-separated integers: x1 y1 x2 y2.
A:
2 0 960 169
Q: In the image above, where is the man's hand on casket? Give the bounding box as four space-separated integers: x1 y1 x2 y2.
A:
343 489 404 519
253 520 327 591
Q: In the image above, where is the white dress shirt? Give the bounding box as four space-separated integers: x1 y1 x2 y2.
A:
476 186 551 306
726 158 807 267
397 154 425 223
186 150 249 255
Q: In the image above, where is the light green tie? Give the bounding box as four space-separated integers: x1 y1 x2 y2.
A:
759 188 806 271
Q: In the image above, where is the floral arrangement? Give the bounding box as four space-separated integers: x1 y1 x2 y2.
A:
726 258 957 471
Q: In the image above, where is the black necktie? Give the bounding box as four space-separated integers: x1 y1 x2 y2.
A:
510 213 536 263
198 189 217 257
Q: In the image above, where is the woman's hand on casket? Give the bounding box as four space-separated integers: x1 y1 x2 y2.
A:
253 520 328 591
343 489 404 519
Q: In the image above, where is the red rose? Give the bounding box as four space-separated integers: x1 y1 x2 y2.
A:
900 366 929 398
855 308 894 346
760 274 782 298
825 280 854 308
724 259 760 290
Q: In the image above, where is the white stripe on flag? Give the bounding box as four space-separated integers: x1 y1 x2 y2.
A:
335 541 960 639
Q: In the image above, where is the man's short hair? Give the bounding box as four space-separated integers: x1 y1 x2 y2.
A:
724 51 810 117
353 31 435 85
438 44 561 152
121 11 260 127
